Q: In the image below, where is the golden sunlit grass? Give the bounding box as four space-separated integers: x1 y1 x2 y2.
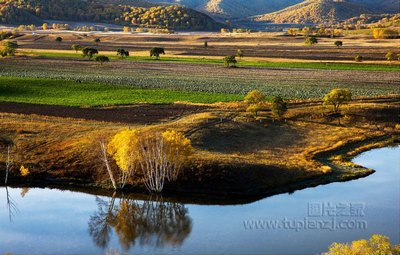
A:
1 98 397 194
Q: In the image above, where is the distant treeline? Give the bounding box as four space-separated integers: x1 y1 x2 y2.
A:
0 0 221 30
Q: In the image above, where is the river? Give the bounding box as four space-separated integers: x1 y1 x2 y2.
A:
0 146 399 254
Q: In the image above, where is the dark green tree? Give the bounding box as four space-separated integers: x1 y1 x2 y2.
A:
150 47 165 60
117 48 130 59
334 41 343 47
82 47 99 60
305 36 318 46
55 37 63 43
95 55 110 65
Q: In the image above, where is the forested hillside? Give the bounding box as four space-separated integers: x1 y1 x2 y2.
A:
349 0 400 13
145 0 304 18
255 0 372 24
0 0 221 30
255 0 400 24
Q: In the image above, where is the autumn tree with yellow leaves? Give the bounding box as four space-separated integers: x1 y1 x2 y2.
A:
326 234 400 255
104 129 192 192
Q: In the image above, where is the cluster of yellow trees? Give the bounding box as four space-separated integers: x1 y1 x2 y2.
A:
42 23 70 30
372 28 399 39
287 27 343 37
102 129 192 192
244 90 288 119
243 88 351 119
326 234 400 254
123 26 173 34
286 26 399 40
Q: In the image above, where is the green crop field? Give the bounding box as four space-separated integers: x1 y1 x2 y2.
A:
0 77 243 106
27 51 400 71
1 56 399 101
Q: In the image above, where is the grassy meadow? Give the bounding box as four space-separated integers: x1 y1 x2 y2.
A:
0 77 243 106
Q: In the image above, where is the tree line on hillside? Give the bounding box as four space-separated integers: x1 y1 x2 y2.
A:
0 0 220 30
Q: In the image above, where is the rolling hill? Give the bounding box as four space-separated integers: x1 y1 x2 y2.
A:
144 0 304 18
255 0 400 24
0 0 221 30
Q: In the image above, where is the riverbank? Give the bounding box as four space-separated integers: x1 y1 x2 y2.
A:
0 98 399 201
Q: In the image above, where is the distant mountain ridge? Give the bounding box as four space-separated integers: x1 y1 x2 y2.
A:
1 0 398 28
145 0 399 23
144 0 304 18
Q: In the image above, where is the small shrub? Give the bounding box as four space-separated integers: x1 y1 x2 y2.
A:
55 37 62 43
237 49 244 59
71 44 82 53
20 165 30 176
95 55 110 65
355 55 363 62
223 55 237 67
271 96 288 118
305 36 318 46
385 51 395 62
244 90 266 104
0 40 18 57
334 41 343 47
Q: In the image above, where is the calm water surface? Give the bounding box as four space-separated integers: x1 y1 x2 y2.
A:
0 146 399 254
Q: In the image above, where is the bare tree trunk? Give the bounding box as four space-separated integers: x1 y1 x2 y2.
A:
100 141 117 190
139 135 168 192
5 145 12 185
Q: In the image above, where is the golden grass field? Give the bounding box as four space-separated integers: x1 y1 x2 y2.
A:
1 97 398 196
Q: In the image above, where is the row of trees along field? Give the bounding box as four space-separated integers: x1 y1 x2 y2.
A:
243 88 351 119
287 26 399 39
0 0 219 30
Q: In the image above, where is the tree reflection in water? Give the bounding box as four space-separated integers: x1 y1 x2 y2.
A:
88 193 192 251
5 186 18 222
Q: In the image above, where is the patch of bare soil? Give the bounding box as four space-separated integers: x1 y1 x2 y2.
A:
0 102 207 124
